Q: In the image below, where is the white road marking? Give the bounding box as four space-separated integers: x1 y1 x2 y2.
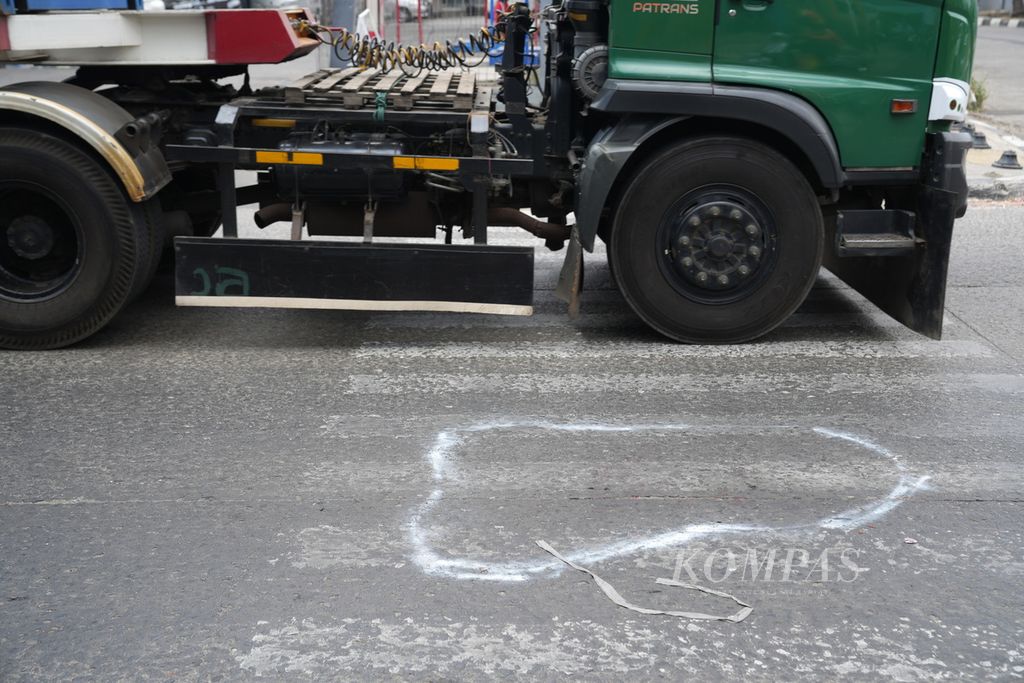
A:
353 339 993 360
407 422 930 582
345 372 1021 396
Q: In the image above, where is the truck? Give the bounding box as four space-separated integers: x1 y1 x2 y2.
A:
0 0 977 349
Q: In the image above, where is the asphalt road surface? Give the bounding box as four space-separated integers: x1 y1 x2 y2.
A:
2 201 1023 679
972 25 1024 136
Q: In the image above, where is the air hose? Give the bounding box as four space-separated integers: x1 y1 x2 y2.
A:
298 13 531 74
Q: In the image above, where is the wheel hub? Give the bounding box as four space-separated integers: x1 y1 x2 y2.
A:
7 215 56 260
669 200 767 293
0 186 82 301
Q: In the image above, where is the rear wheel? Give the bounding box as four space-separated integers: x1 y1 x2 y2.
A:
610 136 823 343
0 128 155 349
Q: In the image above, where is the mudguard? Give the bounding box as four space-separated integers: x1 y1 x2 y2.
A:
0 81 170 201
577 80 846 252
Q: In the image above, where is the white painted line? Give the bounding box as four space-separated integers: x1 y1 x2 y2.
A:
354 339 993 360
175 295 533 316
346 371 1023 396
407 422 930 582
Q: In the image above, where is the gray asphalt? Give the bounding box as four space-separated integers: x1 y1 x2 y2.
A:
972 25 1024 135
2 201 1024 679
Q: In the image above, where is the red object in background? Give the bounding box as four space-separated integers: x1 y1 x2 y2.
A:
417 0 423 44
205 10 319 65
395 0 400 42
0 16 10 52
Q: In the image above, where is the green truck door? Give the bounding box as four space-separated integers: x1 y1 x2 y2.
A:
608 0 715 82
712 0 944 169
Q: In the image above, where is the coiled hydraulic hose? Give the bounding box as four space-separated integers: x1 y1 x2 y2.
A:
297 11 535 74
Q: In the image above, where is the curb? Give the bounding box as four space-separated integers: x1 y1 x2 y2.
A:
978 17 1024 27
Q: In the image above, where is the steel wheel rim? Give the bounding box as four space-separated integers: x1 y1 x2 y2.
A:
0 182 85 302
656 184 779 306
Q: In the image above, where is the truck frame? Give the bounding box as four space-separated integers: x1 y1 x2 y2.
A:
0 1 976 348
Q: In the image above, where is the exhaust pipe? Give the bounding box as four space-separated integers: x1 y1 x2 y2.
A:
254 203 293 229
488 208 572 249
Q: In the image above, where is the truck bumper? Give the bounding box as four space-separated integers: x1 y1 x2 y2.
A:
823 131 972 339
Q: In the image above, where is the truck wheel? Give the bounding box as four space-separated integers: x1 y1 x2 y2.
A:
610 137 823 343
0 128 154 349
130 199 163 301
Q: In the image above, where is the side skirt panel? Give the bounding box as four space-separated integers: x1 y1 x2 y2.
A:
174 238 535 315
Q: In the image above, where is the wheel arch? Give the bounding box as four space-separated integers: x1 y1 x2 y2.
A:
0 81 171 202
577 80 845 251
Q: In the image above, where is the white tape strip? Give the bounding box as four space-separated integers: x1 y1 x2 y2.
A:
536 540 753 623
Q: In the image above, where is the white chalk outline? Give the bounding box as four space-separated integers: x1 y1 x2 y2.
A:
407 422 930 582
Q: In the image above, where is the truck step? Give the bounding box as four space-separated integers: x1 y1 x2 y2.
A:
835 210 918 257
839 233 917 252
174 238 534 315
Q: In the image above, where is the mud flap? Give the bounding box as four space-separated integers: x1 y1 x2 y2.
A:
823 185 957 339
554 227 584 317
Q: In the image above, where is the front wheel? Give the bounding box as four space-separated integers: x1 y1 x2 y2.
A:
610 136 824 343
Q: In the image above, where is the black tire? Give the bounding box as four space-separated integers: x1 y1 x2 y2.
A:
610 136 823 343
0 128 154 349
129 199 164 302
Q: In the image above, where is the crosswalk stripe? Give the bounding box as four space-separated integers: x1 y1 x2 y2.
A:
345 371 1023 395
353 339 994 360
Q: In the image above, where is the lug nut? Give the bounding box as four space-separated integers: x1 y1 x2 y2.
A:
748 245 761 258
679 235 691 246
696 272 708 283
730 209 742 220
745 224 758 237
717 274 729 285
689 216 701 227
681 257 693 267
708 206 721 217
738 264 751 276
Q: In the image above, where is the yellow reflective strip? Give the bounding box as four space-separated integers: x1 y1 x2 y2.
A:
251 118 297 128
415 157 459 171
393 156 460 171
255 151 290 164
255 151 323 165
290 152 323 165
